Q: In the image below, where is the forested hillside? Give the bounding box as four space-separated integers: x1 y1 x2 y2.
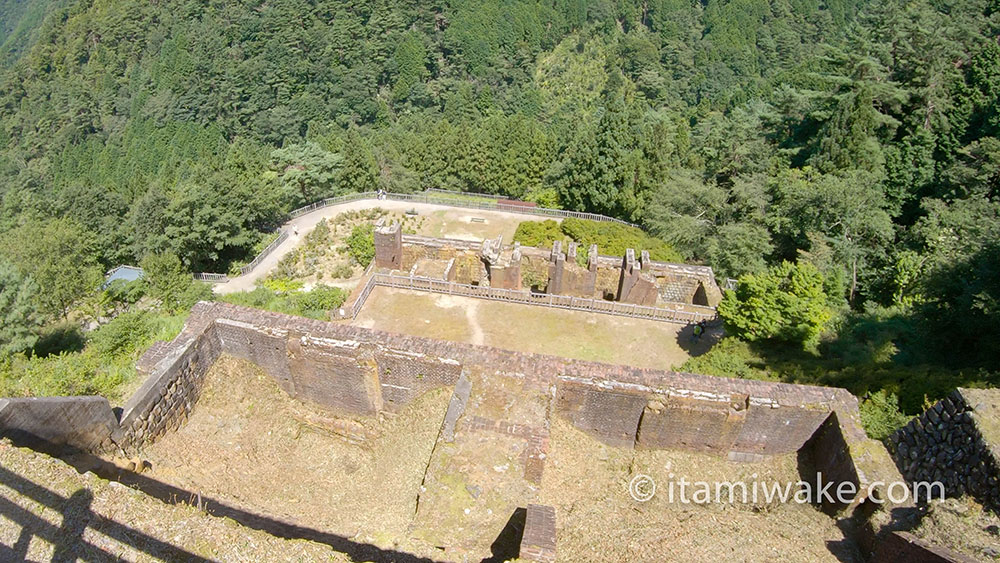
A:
0 0 997 421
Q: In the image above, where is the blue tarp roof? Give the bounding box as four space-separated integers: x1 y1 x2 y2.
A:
102 265 144 288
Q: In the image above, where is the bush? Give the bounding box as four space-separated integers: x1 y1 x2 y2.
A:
513 220 564 247
513 218 683 262
859 390 911 440
89 311 155 360
560 218 683 262
718 261 833 350
104 279 147 306
290 285 347 317
346 224 375 266
262 277 304 293
332 263 354 279
0 309 188 401
679 338 774 380
141 252 212 313
219 285 346 320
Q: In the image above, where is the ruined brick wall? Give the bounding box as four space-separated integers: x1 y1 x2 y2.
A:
519 504 556 562
887 388 1000 512
555 382 647 448
374 222 402 269
801 412 860 511
125 303 875 465
376 350 462 411
0 397 120 453
118 311 223 450
2 300 895 506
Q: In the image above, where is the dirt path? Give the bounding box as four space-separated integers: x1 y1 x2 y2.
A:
215 199 556 294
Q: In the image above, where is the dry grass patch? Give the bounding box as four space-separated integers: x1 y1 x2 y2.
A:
538 416 861 562
353 287 693 369
139 356 451 557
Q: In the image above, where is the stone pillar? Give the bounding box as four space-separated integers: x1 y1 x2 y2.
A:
618 248 657 306
640 250 651 271
374 221 402 270
508 244 522 290
519 504 556 562
583 244 599 297
617 249 637 301
566 242 579 262
548 241 565 295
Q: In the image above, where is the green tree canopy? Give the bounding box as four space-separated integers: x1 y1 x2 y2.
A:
718 261 834 350
0 259 43 356
0 218 103 317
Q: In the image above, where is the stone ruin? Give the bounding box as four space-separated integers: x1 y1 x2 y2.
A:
0 301 930 561
373 221 723 310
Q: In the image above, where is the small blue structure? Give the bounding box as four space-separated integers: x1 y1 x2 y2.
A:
102 265 145 289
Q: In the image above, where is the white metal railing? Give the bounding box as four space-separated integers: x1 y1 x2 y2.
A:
192 272 229 283
238 230 289 276
344 271 718 325
208 189 640 281
286 191 640 227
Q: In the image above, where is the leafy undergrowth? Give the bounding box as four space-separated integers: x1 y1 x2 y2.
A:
0 311 187 403
218 284 346 320
271 209 385 283
513 217 684 262
681 336 1000 439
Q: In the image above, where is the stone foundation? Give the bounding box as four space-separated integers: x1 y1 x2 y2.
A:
887 388 1000 512
375 229 723 309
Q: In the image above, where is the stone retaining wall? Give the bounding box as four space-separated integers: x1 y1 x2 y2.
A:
119 303 895 515
0 397 120 453
887 388 1000 512
0 301 900 523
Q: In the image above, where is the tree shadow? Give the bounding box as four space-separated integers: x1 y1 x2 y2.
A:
675 323 724 358
32 323 86 357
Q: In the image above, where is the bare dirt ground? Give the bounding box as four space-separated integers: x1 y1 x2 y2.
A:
138 356 452 559
384 208 538 242
538 417 861 562
353 286 709 369
0 440 341 561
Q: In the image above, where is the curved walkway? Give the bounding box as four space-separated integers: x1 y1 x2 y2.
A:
215 198 559 294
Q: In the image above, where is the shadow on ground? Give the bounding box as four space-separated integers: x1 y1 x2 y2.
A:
2 435 444 563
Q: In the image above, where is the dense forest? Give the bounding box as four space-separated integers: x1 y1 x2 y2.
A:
0 0 997 428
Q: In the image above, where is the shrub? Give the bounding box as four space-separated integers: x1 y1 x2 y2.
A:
679 338 773 380
513 218 683 262
89 311 155 360
559 218 683 262
346 224 375 266
220 285 346 320
332 263 354 279
513 220 564 247
0 309 189 401
859 390 911 440
104 279 147 306
718 261 833 350
140 252 212 312
291 285 347 317
262 277 304 294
